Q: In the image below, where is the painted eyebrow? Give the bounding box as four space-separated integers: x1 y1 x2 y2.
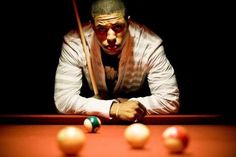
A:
96 22 125 27
95 24 107 27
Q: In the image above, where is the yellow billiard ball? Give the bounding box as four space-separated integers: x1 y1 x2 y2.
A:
124 123 150 149
57 126 86 155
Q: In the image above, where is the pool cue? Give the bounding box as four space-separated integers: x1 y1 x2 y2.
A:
72 0 99 97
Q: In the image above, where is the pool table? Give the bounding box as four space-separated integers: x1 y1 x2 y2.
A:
0 114 235 157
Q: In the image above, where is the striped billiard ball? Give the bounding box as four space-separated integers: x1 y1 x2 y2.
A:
83 116 101 133
162 125 189 153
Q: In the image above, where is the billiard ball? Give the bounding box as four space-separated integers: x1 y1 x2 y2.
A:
57 126 86 155
124 123 150 149
83 116 101 133
162 125 189 153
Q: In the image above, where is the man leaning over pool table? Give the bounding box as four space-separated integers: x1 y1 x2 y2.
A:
54 0 179 122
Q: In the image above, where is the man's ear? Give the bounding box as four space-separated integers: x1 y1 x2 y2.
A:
127 15 131 23
126 15 131 25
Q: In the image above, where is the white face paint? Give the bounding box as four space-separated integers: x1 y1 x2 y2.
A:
93 12 128 55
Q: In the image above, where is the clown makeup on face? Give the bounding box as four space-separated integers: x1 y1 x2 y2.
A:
93 12 129 55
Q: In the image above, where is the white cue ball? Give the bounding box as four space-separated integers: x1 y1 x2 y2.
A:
57 126 86 155
124 123 150 149
162 125 189 153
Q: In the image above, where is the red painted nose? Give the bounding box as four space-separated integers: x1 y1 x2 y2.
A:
107 39 116 46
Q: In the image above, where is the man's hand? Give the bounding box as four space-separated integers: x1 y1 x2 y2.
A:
117 97 128 103
110 100 147 122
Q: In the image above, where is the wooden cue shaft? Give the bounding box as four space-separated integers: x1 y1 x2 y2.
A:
72 0 99 96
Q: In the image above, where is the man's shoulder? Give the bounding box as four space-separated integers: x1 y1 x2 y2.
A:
129 21 162 46
66 29 79 38
64 23 93 41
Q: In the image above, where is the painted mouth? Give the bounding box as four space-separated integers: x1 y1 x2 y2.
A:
107 45 118 49
106 45 121 53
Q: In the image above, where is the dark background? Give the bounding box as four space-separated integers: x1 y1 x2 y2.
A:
1 0 234 115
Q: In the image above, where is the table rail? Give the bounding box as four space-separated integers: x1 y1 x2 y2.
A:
0 114 233 125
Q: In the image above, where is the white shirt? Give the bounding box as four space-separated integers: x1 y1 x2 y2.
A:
54 21 179 119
